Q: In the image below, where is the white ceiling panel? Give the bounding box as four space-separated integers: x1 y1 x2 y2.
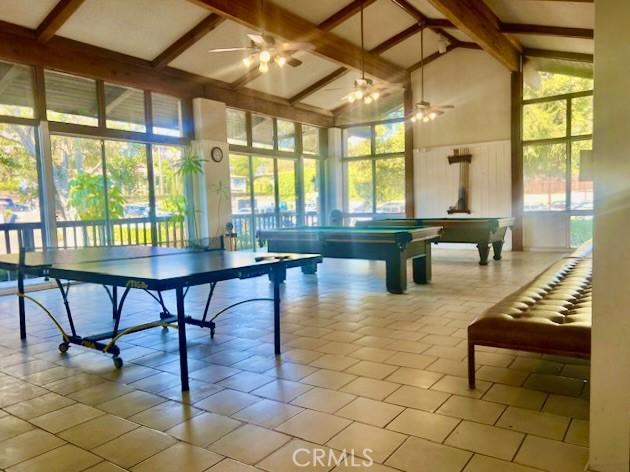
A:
0 0 58 29
516 35 594 55
406 0 447 19
331 0 416 50
381 29 441 68
269 0 354 26
170 20 260 83
246 52 341 99
57 0 209 60
484 0 594 29
301 69 363 110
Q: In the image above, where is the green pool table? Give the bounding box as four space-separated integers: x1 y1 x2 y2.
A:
256 226 441 294
356 218 515 265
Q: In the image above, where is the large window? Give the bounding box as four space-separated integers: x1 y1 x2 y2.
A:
0 60 35 118
342 119 406 221
522 71 593 246
45 71 99 126
226 108 325 248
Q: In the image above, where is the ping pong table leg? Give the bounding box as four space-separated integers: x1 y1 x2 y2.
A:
175 286 190 391
272 267 283 355
18 270 26 340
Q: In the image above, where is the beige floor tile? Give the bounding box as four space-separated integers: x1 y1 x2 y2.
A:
264 362 318 381
483 384 547 410
188 365 240 383
385 385 450 412
251 379 312 401
437 396 506 425
0 382 47 408
24 366 78 386
167 412 241 447
3 392 75 420
349 347 394 363
515 435 588 472
7 443 101 472
301 369 357 390
58 414 138 449
130 371 186 393
542 394 590 420
340 377 400 401
207 458 260 471
463 454 543 472
68 381 134 405
311 355 359 371
218 372 273 392
292 387 355 413
335 397 404 427
327 422 406 463
97 390 166 417
385 436 472 472
386 367 442 388
194 389 260 416
561 363 590 381
128 400 201 431
476 365 529 387
0 429 66 469
387 408 459 442
510 357 563 374
426 358 469 377
431 375 491 398
131 442 223 472
30 403 104 433
234 399 303 428
257 439 335 472
475 351 515 368
565 419 589 446
345 361 398 380
82 461 127 472
160 380 224 405
210 424 290 464
44 373 107 395
318 342 360 356
384 352 436 369
333 462 401 471
497 406 570 440
445 421 524 461
0 415 34 442
92 427 177 468
276 409 351 444
281 349 324 364
524 373 586 397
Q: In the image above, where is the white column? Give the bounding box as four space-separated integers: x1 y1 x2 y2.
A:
37 121 57 247
326 127 343 223
589 1 630 470
192 98 231 240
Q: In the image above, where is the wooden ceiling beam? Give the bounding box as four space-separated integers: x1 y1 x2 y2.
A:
152 14 225 70
500 23 593 39
35 0 84 43
370 23 423 55
189 0 408 83
0 20 333 127
407 43 458 73
288 67 349 104
317 0 378 31
524 48 593 63
425 0 521 71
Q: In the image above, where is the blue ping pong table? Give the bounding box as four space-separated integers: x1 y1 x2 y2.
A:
0 245 321 391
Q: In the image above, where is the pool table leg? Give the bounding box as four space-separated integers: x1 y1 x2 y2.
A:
476 243 490 265
492 241 504 260
385 253 407 294
301 262 318 275
412 243 432 284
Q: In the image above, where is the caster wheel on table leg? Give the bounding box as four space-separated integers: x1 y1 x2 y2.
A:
58 342 69 353
210 322 216 339
113 357 123 369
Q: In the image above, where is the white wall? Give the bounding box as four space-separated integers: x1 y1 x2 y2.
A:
589 0 630 469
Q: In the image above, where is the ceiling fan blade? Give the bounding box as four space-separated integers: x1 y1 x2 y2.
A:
247 33 265 44
287 57 302 67
323 87 345 92
280 42 313 51
208 47 251 53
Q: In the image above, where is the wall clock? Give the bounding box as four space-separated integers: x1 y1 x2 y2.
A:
211 146 224 163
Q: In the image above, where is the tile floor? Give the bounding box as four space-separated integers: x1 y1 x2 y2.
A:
0 248 590 471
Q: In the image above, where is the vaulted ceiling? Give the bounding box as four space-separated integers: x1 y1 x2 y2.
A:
0 0 594 126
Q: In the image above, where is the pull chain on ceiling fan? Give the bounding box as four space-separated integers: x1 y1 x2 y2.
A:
409 28 453 123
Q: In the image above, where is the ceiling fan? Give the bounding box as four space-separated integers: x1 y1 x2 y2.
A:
409 28 453 122
207 0 312 74
326 0 398 105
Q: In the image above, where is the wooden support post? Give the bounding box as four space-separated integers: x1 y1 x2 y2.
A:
511 70 524 251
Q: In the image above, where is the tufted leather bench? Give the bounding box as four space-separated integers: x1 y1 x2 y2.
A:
467 241 592 388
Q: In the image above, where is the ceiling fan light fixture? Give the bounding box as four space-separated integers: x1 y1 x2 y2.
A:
371 91 380 101
428 111 438 120
274 55 287 67
259 49 271 63
259 61 269 73
364 96 373 104
242 56 253 67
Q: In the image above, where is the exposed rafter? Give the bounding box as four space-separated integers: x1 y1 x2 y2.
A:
407 43 458 73
524 48 593 63
317 0 378 31
189 0 408 84
500 23 593 39
35 0 84 43
152 14 225 70
288 67 348 104
370 23 423 55
425 0 521 71
0 20 333 127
